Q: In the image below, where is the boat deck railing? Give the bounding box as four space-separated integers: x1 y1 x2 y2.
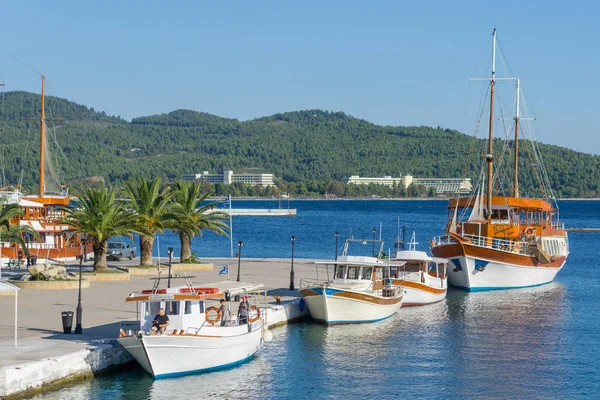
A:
433 234 531 256
299 278 330 290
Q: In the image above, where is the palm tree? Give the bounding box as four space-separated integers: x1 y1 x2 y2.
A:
0 198 37 255
122 177 173 266
169 181 230 261
60 187 139 272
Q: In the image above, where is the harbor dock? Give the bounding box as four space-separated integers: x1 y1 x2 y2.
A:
0 257 315 399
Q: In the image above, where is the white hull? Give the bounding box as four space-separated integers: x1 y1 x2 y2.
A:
118 324 264 378
402 285 446 306
303 289 402 325
448 256 564 291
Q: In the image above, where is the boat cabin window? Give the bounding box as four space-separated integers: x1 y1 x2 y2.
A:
361 266 373 280
184 300 204 315
335 266 346 279
347 266 360 280
144 301 162 317
165 301 180 316
389 266 398 278
428 262 438 273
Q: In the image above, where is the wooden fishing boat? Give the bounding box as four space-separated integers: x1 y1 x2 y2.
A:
430 30 569 291
118 277 269 378
0 76 92 263
300 239 404 325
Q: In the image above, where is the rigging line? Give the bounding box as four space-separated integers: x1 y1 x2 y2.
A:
0 48 43 76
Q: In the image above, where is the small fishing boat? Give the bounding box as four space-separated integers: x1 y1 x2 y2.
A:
300 239 404 325
389 232 448 306
118 276 269 379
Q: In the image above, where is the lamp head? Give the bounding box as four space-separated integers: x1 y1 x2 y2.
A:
238 241 243 247
291 235 296 242
335 232 339 237
167 247 174 256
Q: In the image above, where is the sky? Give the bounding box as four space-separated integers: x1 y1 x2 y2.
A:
0 0 598 154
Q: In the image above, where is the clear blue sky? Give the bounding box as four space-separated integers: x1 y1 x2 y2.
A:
1 0 598 154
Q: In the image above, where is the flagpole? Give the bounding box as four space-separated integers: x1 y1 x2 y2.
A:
229 194 233 259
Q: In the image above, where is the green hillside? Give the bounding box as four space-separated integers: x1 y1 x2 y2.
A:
0 91 598 198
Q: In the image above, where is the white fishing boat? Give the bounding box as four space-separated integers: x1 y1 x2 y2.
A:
118 277 269 379
300 239 404 325
431 29 569 291
389 232 448 306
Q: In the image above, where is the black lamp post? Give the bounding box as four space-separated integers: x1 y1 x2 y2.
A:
372 228 376 257
75 251 84 334
236 241 243 282
289 235 296 290
167 247 174 288
335 232 339 261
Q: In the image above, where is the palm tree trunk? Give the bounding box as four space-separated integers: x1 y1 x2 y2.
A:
140 234 154 266
179 231 192 262
93 239 108 272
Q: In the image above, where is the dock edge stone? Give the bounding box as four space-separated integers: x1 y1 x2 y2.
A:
0 340 132 398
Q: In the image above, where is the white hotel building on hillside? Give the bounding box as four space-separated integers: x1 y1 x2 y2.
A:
182 170 275 187
346 174 472 194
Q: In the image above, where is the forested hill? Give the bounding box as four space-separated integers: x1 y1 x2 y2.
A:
0 91 598 198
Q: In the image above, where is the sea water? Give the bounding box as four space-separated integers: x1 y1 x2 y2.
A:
28 200 600 399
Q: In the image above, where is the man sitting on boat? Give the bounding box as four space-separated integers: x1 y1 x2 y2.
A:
151 308 169 334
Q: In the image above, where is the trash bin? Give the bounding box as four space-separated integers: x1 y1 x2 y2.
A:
61 311 74 334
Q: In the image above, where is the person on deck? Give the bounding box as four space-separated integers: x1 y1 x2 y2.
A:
238 296 250 325
151 308 169 334
218 299 232 327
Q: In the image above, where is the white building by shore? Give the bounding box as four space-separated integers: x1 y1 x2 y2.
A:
182 170 275 187
346 174 472 194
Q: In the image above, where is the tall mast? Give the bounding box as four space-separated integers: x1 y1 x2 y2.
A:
513 78 520 198
39 75 45 197
486 29 496 218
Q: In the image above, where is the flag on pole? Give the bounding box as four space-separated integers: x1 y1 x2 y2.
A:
222 197 230 209
218 265 229 275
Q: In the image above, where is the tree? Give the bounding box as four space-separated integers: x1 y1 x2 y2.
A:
169 181 230 261
0 199 37 254
122 177 173 266
59 187 138 272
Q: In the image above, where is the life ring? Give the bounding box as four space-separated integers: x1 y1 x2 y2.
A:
248 305 261 323
205 306 221 325
524 226 535 238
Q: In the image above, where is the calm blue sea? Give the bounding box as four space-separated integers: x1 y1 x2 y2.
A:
29 200 600 399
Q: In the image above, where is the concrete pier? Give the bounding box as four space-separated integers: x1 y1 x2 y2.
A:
0 257 318 399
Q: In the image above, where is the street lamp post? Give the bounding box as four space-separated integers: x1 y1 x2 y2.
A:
335 232 339 261
372 228 376 257
289 236 296 290
75 251 84 334
167 247 174 288
236 241 243 282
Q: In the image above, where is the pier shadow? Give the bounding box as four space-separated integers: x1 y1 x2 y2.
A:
29 321 123 343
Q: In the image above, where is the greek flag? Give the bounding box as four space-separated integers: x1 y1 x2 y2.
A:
222 198 230 209
218 265 229 275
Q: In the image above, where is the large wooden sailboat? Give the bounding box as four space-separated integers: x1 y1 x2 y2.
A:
0 76 92 263
430 30 569 291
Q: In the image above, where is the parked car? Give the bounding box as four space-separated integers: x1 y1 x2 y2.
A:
107 241 136 261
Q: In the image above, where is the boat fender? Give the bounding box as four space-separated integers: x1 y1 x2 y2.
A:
262 328 273 342
299 298 306 311
205 306 221 325
248 305 261 323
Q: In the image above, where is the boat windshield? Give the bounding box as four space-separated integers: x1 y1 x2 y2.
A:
362 266 373 280
347 266 360 280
